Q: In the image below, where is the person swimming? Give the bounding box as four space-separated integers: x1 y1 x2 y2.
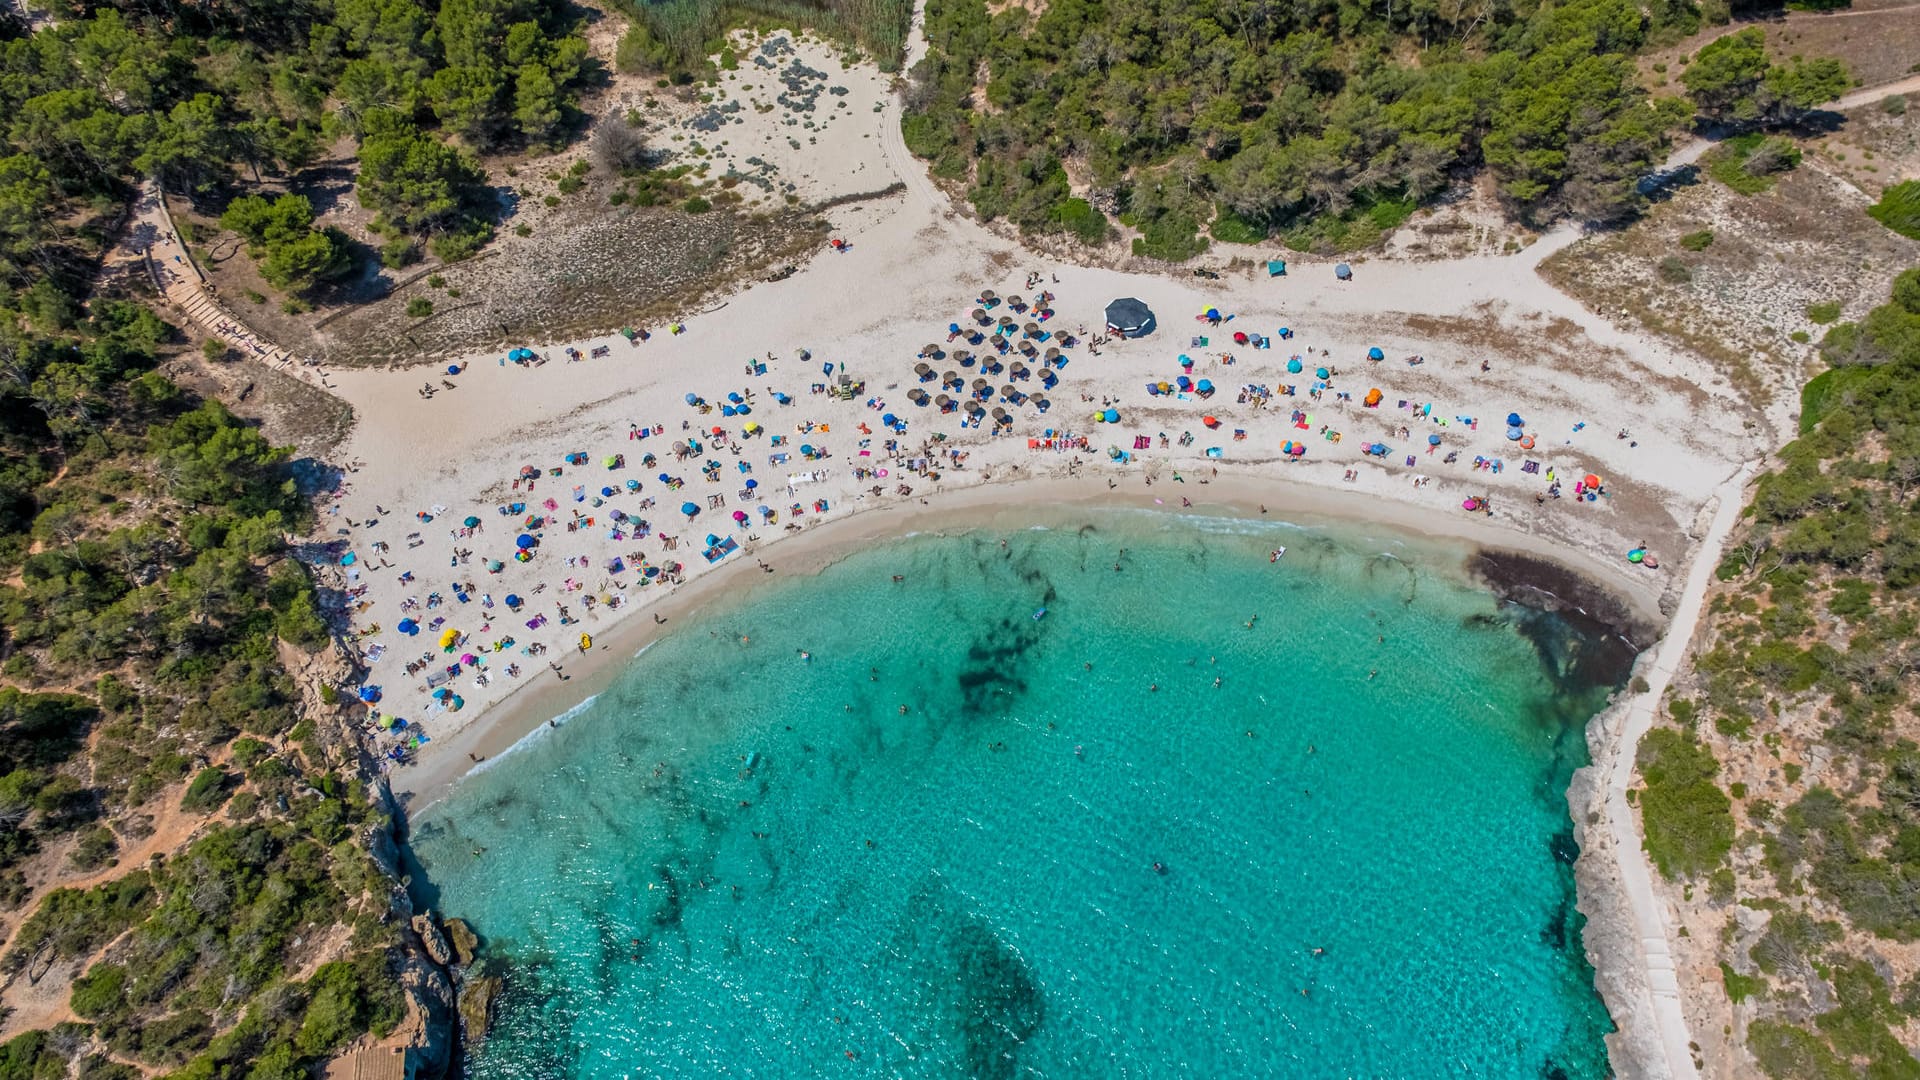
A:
798 650 811 661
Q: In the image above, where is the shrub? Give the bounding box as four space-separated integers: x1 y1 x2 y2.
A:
405 298 434 318
1805 301 1842 324
1721 961 1765 1003
1048 198 1108 244
70 963 129 1020
1868 181 1920 240
1637 728 1734 879
378 238 419 268
1884 94 1908 117
1679 229 1714 251
557 176 584 195
683 196 712 214
180 767 231 813
68 827 117 870
1210 208 1267 244
1658 256 1693 284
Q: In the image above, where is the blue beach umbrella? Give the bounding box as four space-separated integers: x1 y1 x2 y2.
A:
1428 434 1442 446
1196 379 1213 393
626 479 641 491
1367 346 1385 360
745 479 758 489
1507 426 1524 441
504 594 522 608
682 502 699 517
516 533 536 549
1103 408 1120 423
685 392 700 405
1507 412 1524 427
1287 358 1302 374
398 618 419 635
1315 367 1330 380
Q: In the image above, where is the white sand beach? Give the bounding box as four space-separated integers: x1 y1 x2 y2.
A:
314 161 1758 778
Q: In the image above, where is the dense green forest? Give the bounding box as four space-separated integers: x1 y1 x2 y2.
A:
1637 269 1920 1077
0 0 593 273
0 4 448 1073
902 0 1853 257
0 251 409 1072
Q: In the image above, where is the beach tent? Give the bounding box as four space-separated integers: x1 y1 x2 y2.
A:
1335 263 1353 280
1104 297 1156 337
1267 259 1287 277
1367 347 1385 360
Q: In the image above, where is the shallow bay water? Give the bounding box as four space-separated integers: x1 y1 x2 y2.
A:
405 512 1619 1078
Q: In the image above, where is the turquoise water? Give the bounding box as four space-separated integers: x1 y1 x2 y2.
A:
404 512 1620 1078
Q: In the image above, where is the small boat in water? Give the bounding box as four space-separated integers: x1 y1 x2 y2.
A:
1032 608 1047 621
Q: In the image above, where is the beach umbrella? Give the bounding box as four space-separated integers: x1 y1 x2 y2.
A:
972 308 989 324
433 688 451 700
1368 347 1385 360
1287 358 1302 374
516 533 537 549
1315 367 1330 380
745 479 759 490
1584 474 1603 489
923 343 941 358
1335 263 1352 280
1429 434 1442 446
1023 322 1039 337
439 629 460 649
998 315 1016 328
1507 426 1524 441
487 559 504 572
733 510 748 522
1507 412 1524 428
914 362 932 376
979 289 997 301
601 487 615 497
1290 443 1305 456
446 364 460 376
520 465 539 477
1203 415 1220 428
728 392 744 404
459 652 476 666
1204 307 1221 321
505 595 521 608
398 618 419 635
681 502 699 517
1197 379 1213 394
463 515 481 527
1035 397 1050 412
1103 408 1119 423
358 685 381 703
800 444 815 456
1044 347 1061 364
1233 331 1249 345
685 392 700 405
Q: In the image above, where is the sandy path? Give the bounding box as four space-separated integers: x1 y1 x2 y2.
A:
1600 462 1757 1080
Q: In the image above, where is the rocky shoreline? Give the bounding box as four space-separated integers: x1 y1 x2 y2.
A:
1473 545 1677 1080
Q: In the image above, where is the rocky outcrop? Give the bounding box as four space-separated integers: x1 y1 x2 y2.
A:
412 913 454 968
444 918 479 968
457 973 501 1050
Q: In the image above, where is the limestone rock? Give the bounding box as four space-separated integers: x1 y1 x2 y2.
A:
444 918 479 967
413 913 454 967
397 949 457 1080
458 973 502 1049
